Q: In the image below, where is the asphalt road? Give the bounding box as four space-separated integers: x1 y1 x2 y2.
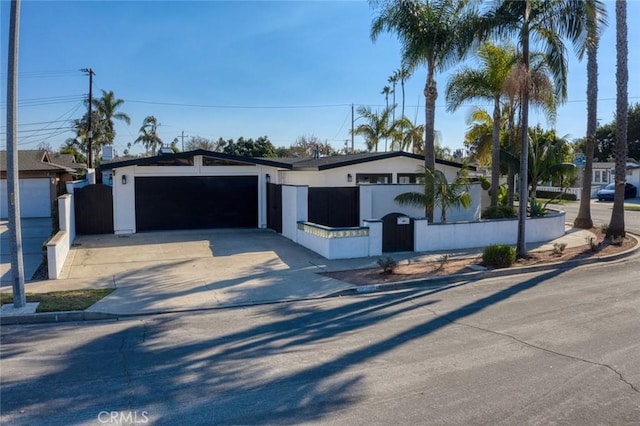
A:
558 199 640 234
2 255 639 425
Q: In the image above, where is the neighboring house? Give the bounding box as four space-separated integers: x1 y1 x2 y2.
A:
592 159 640 191
591 162 615 187
616 159 640 191
97 150 475 235
0 150 80 218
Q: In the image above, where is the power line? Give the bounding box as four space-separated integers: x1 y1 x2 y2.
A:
0 94 84 108
125 99 353 109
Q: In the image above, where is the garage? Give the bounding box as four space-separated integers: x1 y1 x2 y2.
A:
0 178 52 218
135 176 258 231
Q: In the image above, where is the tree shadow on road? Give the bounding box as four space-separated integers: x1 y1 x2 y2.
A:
0 268 566 425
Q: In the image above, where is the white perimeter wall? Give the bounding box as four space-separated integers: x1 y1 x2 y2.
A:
281 185 308 241
414 210 566 252
47 193 76 279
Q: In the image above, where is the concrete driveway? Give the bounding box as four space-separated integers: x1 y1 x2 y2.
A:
55 229 358 315
0 218 51 285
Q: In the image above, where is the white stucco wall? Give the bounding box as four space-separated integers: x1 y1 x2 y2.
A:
47 194 74 279
281 185 308 241
295 222 377 259
414 210 566 252
359 182 482 223
113 166 136 234
279 157 463 187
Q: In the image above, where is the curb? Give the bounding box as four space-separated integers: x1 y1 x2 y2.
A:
2 233 639 326
1 310 118 326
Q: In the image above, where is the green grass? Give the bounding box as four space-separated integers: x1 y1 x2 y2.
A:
0 289 114 313
624 205 640 212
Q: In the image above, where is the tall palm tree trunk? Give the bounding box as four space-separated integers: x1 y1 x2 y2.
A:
401 79 406 119
607 0 627 239
424 59 437 222
575 37 598 228
575 0 600 229
516 1 531 259
491 96 501 207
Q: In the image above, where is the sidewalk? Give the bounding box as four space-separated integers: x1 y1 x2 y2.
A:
1 226 636 324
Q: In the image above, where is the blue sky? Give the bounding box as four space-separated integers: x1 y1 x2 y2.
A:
1 0 639 156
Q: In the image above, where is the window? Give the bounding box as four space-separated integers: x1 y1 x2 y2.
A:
397 173 423 184
202 157 253 166
356 173 392 184
594 170 601 183
602 170 609 183
139 158 194 166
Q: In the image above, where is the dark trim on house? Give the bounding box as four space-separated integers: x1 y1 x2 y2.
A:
99 150 293 171
98 149 475 173
287 151 474 171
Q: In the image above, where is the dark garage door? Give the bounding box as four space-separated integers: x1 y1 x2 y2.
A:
135 176 258 231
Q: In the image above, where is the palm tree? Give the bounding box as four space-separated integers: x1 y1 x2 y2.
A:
526 126 575 206
388 72 398 123
352 106 393 152
371 0 477 222
396 67 411 119
607 0 628 240
463 107 498 168
391 117 424 153
381 86 392 150
446 42 519 208
92 90 131 146
480 0 586 258
134 115 163 156
575 0 608 229
395 166 472 223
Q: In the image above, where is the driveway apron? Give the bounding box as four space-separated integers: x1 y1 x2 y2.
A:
58 229 355 315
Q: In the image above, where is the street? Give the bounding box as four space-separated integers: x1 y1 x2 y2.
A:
2 255 639 425
558 199 640 234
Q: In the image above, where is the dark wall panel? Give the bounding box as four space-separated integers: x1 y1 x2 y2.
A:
75 184 114 235
308 186 359 228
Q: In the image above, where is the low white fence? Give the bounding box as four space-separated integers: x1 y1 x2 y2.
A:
536 186 582 200
293 211 566 259
296 220 382 259
414 210 566 252
46 193 76 279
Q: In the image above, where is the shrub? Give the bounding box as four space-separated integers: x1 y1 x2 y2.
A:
527 200 547 217
377 256 398 275
482 245 516 268
482 205 517 219
552 242 567 256
436 254 450 271
535 190 577 201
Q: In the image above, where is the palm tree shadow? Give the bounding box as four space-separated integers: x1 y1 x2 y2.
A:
1 267 565 424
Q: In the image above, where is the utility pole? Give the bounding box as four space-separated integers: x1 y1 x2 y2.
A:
81 68 95 167
6 0 26 308
180 130 188 152
351 103 355 152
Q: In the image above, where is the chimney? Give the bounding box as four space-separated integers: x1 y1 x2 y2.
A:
102 145 114 161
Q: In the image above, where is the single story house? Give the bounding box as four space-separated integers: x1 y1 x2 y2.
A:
0 150 81 218
97 150 476 236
